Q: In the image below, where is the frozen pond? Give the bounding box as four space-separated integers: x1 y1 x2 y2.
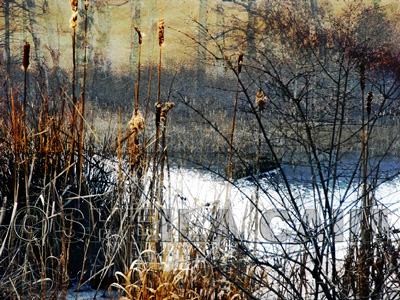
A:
161 156 400 247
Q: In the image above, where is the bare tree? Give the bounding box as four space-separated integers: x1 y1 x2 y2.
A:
172 1 400 299
129 0 141 75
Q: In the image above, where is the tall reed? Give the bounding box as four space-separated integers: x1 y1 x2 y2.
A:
22 42 30 207
150 19 165 256
67 0 78 186
225 53 243 207
128 25 143 173
77 0 90 195
253 87 267 245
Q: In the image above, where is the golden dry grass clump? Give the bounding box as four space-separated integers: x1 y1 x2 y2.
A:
111 248 249 300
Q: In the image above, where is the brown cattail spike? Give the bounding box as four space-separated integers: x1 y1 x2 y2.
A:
134 25 142 45
161 102 175 122
158 19 165 47
84 0 90 10
359 60 366 91
366 91 374 115
70 0 78 10
256 87 267 112
155 102 163 127
238 53 244 74
70 0 78 29
129 110 145 134
23 42 30 70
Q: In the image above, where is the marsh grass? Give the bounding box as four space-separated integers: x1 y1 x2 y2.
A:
110 246 258 300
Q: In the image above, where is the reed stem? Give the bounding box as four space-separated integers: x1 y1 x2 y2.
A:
225 53 243 208
77 0 90 195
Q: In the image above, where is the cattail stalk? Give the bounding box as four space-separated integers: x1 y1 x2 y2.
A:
151 18 165 256
157 19 164 105
129 25 143 172
22 42 30 207
128 25 144 260
223 54 244 255
359 59 372 300
66 0 78 186
141 44 157 158
134 25 142 112
225 54 244 205
77 0 90 195
23 42 30 112
254 87 266 247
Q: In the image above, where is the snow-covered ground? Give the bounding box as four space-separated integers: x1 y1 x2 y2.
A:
162 159 400 248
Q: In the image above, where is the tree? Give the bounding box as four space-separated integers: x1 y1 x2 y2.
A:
4 0 11 77
197 0 208 92
172 1 400 299
129 0 141 75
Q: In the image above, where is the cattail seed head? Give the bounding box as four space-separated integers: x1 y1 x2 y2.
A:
155 101 163 127
23 42 30 70
359 60 366 91
134 25 142 45
129 110 145 134
70 0 78 11
70 0 78 29
161 102 175 122
84 0 90 10
256 87 267 111
158 19 165 47
238 53 244 74
366 91 374 115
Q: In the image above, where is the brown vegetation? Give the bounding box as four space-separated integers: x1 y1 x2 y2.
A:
2 1 400 300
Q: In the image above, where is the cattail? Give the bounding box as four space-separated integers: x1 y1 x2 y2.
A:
70 0 78 29
134 25 142 45
161 102 175 122
366 91 374 115
359 60 366 91
256 87 267 111
129 110 145 134
238 53 244 74
155 102 163 127
70 0 78 11
84 0 89 10
158 19 165 47
23 42 30 70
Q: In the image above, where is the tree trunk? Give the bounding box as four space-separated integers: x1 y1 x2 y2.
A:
246 0 256 61
27 0 48 88
43 0 60 70
197 0 207 90
130 0 141 75
4 0 11 78
92 0 112 98
216 2 225 77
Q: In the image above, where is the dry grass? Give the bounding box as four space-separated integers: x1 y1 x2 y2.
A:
3 1 400 300
110 247 255 300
